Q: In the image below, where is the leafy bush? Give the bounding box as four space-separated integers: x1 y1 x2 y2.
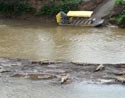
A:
0 0 82 16
15 3 34 14
0 0 34 16
115 0 123 5
116 14 125 25
112 9 125 26
39 3 79 16
112 0 125 26
39 0 81 16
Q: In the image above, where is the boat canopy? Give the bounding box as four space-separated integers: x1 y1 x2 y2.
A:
67 11 93 17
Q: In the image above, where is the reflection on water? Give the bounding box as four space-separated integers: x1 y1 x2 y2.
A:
1 78 125 98
0 19 125 63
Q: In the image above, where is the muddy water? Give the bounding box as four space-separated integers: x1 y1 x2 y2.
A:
0 78 125 98
0 19 125 64
0 19 125 98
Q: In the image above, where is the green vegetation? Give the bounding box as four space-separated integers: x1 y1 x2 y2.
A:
39 3 78 16
0 0 34 16
115 0 123 5
39 0 82 16
115 10 125 25
0 0 82 16
112 0 125 27
115 0 125 5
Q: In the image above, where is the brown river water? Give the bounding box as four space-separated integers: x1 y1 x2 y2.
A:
0 19 125 64
0 19 125 98
0 78 125 98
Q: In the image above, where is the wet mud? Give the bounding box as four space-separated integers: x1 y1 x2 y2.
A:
0 58 125 85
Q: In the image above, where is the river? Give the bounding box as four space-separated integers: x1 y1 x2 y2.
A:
0 19 125 64
0 19 125 98
0 78 125 98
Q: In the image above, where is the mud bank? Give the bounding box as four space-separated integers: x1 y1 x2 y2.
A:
0 58 125 85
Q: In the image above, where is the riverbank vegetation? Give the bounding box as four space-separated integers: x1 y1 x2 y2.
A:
0 0 34 17
110 0 125 27
39 0 82 16
0 0 82 17
0 0 125 27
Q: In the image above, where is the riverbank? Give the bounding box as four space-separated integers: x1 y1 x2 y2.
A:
0 0 124 27
0 57 125 85
0 0 110 22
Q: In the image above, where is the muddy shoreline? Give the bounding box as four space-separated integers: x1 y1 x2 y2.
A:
0 58 125 85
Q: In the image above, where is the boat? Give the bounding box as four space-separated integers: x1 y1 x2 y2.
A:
56 11 104 27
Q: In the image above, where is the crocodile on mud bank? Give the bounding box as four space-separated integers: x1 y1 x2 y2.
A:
1 58 125 85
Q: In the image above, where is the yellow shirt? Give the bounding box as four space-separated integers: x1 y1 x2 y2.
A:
56 13 61 23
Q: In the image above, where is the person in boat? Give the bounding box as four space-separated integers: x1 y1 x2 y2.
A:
56 11 72 25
